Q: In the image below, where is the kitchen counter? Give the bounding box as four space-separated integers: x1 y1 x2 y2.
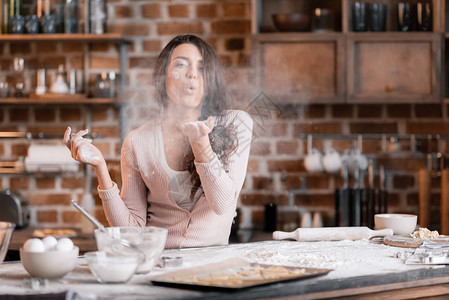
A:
1 239 449 299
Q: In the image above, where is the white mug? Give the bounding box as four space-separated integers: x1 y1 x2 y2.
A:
323 147 342 173
353 149 368 171
304 148 324 173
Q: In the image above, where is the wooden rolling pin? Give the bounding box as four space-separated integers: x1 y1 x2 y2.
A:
273 227 393 241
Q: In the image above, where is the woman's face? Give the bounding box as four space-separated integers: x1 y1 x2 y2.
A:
165 43 205 110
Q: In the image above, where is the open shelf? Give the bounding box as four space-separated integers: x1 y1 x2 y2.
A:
0 33 131 44
0 97 117 105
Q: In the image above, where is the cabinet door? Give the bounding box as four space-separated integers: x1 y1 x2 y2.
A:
346 33 442 103
254 34 345 103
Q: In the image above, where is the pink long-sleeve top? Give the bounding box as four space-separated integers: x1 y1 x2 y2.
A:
97 110 253 249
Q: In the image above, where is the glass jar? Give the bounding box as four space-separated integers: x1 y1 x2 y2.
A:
93 72 116 98
89 0 106 34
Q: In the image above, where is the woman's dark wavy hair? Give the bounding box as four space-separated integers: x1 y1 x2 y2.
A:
153 34 237 199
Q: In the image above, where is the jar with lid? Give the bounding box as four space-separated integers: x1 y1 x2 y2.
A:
93 71 116 98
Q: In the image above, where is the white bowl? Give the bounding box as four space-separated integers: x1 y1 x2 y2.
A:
20 246 79 278
94 226 168 274
374 214 417 235
85 251 138 283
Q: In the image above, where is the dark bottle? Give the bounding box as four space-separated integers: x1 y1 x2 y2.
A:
264 203 277 232
64 0 80 33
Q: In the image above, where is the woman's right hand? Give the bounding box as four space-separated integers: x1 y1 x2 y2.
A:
63 126 105 167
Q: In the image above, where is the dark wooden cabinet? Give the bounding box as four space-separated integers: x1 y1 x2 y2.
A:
252 0 444 104
346 32 442 103
253 33 345 104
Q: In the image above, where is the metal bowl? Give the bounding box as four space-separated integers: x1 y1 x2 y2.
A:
0 222 15 264
272 13 311 32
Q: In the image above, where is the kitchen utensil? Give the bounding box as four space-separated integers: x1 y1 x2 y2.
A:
383 235 449 248
95 227 167 274
374 214 417 235
272 13 310 32
418 168 431 229
84 251 138 283
0 222 16 264
151 258 331 290
441 169 449 235
335 161 350 226
350 165 363 226
20 246 79 278
377 165 388 214
365 159 376 228
273 226 393 241
0 189 29 229
70 199 142 255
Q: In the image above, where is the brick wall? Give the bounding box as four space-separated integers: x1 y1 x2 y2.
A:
0 0 447 232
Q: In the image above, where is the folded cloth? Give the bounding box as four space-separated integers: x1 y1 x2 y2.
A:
24 144 79 172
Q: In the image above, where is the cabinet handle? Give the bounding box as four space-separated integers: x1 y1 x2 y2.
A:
385 84 395 93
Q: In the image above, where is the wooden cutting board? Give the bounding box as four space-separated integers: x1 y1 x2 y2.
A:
383 235 449 248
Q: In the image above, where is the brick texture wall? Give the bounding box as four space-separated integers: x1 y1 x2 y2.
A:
0 0 447 233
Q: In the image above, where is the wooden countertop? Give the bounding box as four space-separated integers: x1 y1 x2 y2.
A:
2 239 449 299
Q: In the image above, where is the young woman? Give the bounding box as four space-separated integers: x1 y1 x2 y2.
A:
64 34 253 249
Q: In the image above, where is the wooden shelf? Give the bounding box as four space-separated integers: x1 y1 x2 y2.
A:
0 97 117 105
0 33 131 43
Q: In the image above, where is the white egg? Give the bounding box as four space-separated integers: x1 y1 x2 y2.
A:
23 238 45 253
42 236 58 251
56 237 74 251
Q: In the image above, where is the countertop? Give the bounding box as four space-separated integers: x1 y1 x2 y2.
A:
2 239 449 299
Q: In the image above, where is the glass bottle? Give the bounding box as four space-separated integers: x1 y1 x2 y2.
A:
64 0 79 33
13 57 25 98
89 0 106 34
7 0 23 33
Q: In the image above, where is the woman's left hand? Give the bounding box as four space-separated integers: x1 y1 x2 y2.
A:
179 116 215 141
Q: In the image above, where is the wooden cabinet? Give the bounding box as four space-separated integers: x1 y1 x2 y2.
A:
254 33 345 104
347 32 441 103
252 0 443 104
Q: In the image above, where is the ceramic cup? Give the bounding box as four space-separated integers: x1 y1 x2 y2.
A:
323 147 342 173
304 148 324 173
353 149 369 171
